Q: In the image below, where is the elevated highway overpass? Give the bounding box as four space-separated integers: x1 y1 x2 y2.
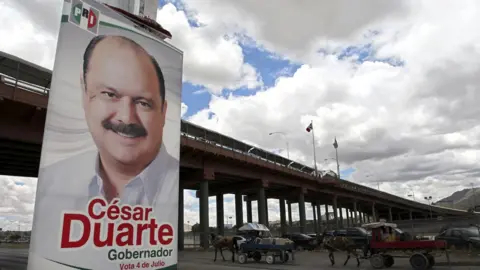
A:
0 50 476 249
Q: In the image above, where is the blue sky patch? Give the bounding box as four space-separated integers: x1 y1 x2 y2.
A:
340 167 356 179
337 42 405 67
242 46 300 88
181 82 211 118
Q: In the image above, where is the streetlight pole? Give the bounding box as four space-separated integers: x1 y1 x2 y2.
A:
471 183 477 212
269 132 290 160
407 187 416 201
424 196 433 219
365 174 380 190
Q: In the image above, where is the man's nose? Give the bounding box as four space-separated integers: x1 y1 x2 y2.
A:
116 97 137 123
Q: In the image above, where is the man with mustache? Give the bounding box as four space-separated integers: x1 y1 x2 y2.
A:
37 34 179 207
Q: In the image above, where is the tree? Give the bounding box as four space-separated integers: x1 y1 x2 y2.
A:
8 234 21 241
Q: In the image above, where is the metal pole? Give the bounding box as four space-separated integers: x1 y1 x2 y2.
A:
335 147 340 180
471 183 477 211
286 140 290 160
311 120 318 177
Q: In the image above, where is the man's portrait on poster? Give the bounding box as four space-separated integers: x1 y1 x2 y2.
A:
39 34 178 207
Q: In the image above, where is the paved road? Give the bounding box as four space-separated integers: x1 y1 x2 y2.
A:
1 248 479 270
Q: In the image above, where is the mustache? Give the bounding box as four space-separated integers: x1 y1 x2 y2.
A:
102 119 148 138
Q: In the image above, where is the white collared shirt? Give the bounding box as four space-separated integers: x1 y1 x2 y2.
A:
27 144 180 270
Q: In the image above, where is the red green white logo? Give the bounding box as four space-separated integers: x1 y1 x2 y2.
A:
69 0 99 34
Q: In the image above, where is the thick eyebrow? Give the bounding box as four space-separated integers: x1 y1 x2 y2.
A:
101 84 156 106
132 96 155 105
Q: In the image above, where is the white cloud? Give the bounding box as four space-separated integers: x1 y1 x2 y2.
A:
0 176 37 231
178 0 412 63
156 3 263 94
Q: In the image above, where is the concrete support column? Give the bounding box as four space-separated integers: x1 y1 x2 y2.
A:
287 201 293 228
265 197 269 226
178 186 184 251
216 194 224 235
353 201 358 226
298 191 307 233
371 203 376 222
325 204 329 230
346 209 350 227
388 207 393 222
316 201 322 233
246 197 253 223
312 203 318 234
333 196 339 229
257 187 267 225
235 193 243 228
409 210 413 220
279 198 287 235
199 179 209 249
339 207 344 228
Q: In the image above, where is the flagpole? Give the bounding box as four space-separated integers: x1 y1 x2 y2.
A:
311 120 318 177
334 137 340 180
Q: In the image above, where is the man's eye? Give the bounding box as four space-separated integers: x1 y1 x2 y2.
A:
138 101 152 108
101 91 116 98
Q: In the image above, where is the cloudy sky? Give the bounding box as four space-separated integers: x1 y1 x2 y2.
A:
1 0 480 231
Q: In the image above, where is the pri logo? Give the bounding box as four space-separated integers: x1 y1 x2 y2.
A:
69 0 100 34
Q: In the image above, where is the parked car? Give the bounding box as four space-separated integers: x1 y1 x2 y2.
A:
281 233 317 251
306 233 324 247
435 226 480 250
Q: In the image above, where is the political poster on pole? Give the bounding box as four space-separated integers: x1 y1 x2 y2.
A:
28 0 183 269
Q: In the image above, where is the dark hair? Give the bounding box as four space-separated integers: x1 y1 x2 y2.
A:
82 35 166 104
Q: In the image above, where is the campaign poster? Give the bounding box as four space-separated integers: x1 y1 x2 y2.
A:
28 0 183 269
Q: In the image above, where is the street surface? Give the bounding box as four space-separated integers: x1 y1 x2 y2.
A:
1 248 480 269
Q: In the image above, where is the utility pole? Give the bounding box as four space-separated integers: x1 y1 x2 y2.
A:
333 137 340 180
424 196 433 219
269 132 290 160
471 183 477 212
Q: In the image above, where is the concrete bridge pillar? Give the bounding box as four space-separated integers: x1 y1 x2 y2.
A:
372 203 377 221
346 208 350 227
235 193 243 227
316 200 322 233
388 207 393 222
287 201 293 228
298 189 307 233
246 196 253 223
199 179 209 249
353 201 358 225
324 204 330 230
332 196 339 229
339 207 344 228
257 187 267 225
409 210 413 220
216 194 224 235
178 185 184 251
312 203 318 234
265 197 269 226
279 198 287 235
